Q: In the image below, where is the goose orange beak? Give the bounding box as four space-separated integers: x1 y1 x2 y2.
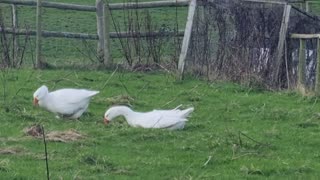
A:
33 98 39 106
104 117 110 125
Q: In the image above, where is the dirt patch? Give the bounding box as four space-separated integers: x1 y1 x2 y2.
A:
46 130 84 142
23 125 84 143
23 124 43 137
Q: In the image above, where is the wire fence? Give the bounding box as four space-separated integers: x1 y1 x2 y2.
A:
185 0 320 89
1 0 320 91
0 0 188 69
287 6 320 90
186 1 283 88
41 7 98 67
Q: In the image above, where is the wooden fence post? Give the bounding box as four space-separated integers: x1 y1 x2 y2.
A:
96 0 110 66
305 1 310 12
315 38 320 95
105 2 111 64
298 39 306 91
11 4 18 67
177 0 196 80
274 4 291 84
36 0 43 68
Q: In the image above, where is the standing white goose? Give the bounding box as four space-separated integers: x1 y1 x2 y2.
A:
33 85 99 119
104 105 194 130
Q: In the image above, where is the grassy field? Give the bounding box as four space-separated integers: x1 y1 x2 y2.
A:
1 1 320 179
1 69 320 179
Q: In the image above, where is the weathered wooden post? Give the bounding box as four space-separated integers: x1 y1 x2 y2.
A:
274 4 291 84
96 0 110 66
11 4 18 67
177 0 196 80
315 37 320 95
36 0 43 68
298 39 306 92
105 2 111 64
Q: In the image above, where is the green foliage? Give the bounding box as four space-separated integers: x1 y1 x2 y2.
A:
1 69 320 179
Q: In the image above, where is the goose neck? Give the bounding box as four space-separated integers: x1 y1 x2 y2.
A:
118 106 133 118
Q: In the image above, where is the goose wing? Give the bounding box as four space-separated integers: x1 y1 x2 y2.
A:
132 110 187 129
50 89 99 104
47 89 98 116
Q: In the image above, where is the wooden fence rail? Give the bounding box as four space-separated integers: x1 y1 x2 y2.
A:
109 0 189 10
0 0 189 68
0 0 189 11
0 0 96 11
0 28 185 39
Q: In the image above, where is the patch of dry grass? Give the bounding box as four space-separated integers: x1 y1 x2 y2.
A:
23 125 85 143
0 147 25 155
46 130 84 142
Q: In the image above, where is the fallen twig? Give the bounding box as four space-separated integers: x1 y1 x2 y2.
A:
155 63 171 73
203 156 212 167
239 132 266 146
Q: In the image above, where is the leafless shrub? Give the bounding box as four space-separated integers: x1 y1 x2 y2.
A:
0 26 11 68
0 10 30 68
77 39 100 63
143 11 167 65
110 0 181 70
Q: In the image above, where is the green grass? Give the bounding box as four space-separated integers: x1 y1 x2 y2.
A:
1 69 320 179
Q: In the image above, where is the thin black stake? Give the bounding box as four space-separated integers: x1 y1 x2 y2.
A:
42 125 50 180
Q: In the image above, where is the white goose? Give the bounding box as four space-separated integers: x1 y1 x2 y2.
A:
33 85 99 119
104 105 194 130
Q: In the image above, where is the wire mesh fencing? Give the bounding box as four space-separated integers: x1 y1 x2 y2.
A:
185 0 320 89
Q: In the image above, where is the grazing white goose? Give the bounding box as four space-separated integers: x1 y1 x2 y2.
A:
33 85 99 119
104 105 194 130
